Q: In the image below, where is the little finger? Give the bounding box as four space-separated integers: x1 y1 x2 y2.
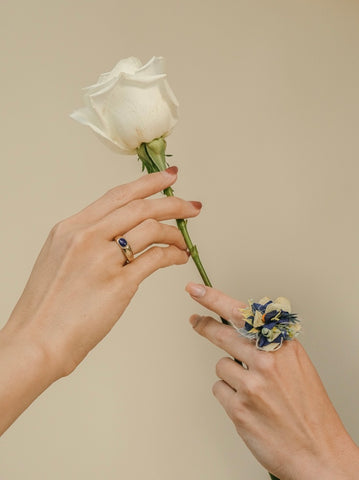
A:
212 380 237 417
216 357 247 391
125 245 190 284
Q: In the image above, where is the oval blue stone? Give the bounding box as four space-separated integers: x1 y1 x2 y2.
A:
118 237 127 247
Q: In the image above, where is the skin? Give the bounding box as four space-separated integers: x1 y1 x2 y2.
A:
185 282 359 480
2 168 357 479
0 166 202 435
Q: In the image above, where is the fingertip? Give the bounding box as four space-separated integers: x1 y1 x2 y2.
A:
189 201 202 210
164 165 178 176
189 314 202 328
163 166 178 185
186 282 206 298
173 246 190 266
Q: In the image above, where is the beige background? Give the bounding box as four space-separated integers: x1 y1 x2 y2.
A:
1 0 358 478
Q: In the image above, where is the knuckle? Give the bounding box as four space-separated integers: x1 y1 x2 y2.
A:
192 315 207 334
116 274 139 299
242 376 263 401
230 397 246 421
256 352 276 374
142 217 159 230
168 196 184 210
291 339 303 355
216 326 236 348
105 185 129 205
68 226 95 250
174 248 189 265
50 219 70 239
165 246 186 266
150 246 165 262
215 357 228 377
130 198 146 215
288 339 306 364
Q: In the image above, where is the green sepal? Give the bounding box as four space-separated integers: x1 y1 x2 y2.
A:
137 137 168 177
146 137 167 171
137 143 156 174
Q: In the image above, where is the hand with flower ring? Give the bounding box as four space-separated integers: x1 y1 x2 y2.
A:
0 167 202 435
186 283 359 480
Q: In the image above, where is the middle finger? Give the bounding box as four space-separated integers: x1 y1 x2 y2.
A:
190 314 255 367
97 196 202 240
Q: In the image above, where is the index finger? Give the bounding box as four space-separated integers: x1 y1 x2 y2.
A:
189 314 255 366
186 283 247 327
75 167 179 223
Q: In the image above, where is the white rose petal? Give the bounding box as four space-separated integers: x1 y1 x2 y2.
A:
71 56 179 155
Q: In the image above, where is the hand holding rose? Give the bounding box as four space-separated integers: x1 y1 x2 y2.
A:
186 283 359 480
0 169 202 435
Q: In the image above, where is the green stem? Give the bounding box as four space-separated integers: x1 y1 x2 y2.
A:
138 139 278 480
164 186 212 287
166 189 279 480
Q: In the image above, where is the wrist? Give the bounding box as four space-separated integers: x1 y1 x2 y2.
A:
0 319 62 384
0 321 62 435
288 436 359 480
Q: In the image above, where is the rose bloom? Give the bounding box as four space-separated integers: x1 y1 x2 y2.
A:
71 56 179 154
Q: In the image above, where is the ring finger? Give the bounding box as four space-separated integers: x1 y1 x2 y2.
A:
216 357 247 391
115 219 187 256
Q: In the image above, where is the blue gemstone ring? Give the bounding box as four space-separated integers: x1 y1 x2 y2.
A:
115 236 135 265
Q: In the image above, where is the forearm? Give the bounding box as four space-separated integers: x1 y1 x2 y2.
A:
0 322 58 435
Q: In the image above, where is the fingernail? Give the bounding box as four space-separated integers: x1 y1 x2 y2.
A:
164 166 178 176
190 314 201 328
190 201 202 209
187 283 206 297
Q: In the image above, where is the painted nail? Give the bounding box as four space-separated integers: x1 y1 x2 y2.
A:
190 201 203 209
190 314 201 328
187 283 206 297
164 166 178 176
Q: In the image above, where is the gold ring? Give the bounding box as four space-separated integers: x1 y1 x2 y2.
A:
115 237 134 265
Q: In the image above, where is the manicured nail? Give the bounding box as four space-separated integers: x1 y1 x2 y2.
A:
190 314 201 328
190 201 202 209
164 166 178 176
187 283 206 297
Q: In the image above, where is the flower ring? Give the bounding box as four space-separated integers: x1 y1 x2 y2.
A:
237 297 301 351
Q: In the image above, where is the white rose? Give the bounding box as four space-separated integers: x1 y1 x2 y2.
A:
70 56 179 155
